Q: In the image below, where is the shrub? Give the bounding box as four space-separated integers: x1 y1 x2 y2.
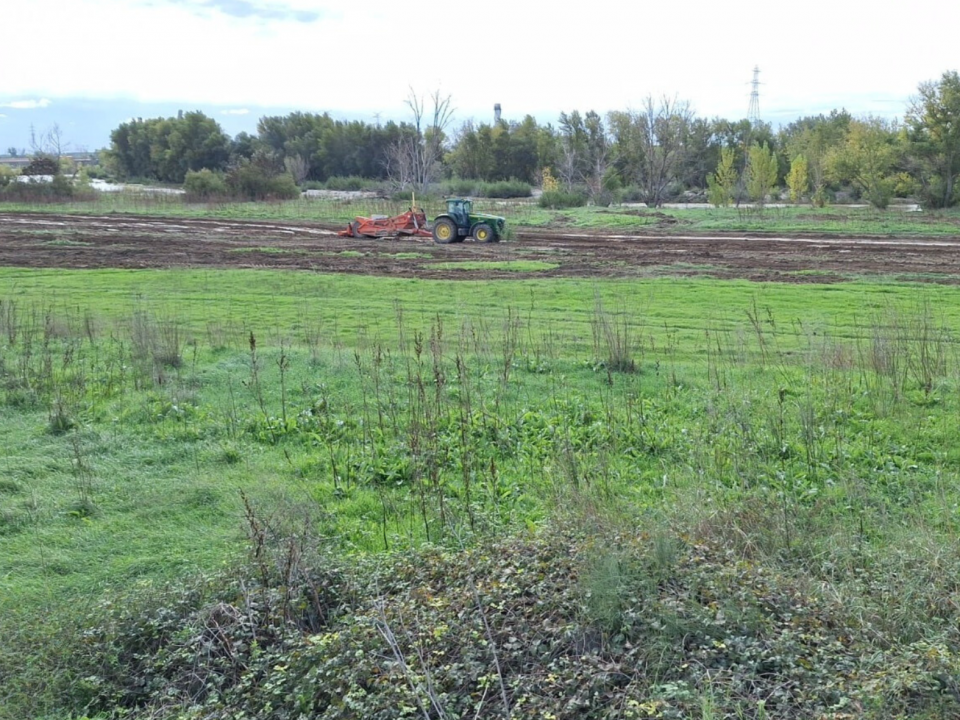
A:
1 173 90 202
183 168 228 200
324 176 368 191
538 189 587 209
479 179 532 198
440 179 533 199
225 161 300 201
0 165 15 188
442 178 478 196
21 155 60 176
82 165 111 180
917 175 958 209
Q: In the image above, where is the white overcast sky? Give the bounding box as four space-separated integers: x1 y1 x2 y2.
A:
2 0 959 127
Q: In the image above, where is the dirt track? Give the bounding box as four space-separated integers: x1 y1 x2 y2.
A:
3 212 960 283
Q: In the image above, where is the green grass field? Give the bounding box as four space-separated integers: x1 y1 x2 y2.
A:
5 200 960 717
4 270 960 602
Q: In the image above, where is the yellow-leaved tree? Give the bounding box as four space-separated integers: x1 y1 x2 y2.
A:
786 155 809 203
707 147 738 207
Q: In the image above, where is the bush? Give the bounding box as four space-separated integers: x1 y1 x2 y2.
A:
21 155 60 176
442 178 478 196
538 189 587 209
225 161 300 201
479 179 532 198
440 178 533 199
917 176 959 209
324 176 368 191
0 165 15 188
183 168 228 200
1 173 93 202
82 165 111 180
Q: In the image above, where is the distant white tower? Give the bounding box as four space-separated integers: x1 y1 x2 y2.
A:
494 103 502 123
747 66 761 125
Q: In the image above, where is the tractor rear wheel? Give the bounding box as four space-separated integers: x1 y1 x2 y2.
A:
472 223 497 243
432 218 457 244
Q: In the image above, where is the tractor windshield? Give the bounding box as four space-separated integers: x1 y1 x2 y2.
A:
448 198 472 215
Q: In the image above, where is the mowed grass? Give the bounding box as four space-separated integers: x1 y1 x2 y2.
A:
6 266 960 716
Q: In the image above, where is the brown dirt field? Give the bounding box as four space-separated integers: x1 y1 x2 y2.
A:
3 212 960 283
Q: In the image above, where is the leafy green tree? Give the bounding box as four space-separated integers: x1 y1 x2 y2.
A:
162 112 231 183
536 124 560 183
706 146 738 207
780 110 852 206
448 120 493 180
680 117 720 190
786 155 809 203
108 112 230 183
508 115 541 184
905 70 960 208
230 132 260 164
108 120 154 178
447 115 541 184
828 117 900 209
745 142 779 205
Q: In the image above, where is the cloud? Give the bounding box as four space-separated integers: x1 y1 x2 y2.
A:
221 108 250 115
0 98 52 110
170 0 322 22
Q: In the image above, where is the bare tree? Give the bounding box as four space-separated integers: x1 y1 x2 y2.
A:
283 154 309 185
45 123 68 159
557 110 587 191
609 96 695 207
385 132 419 190
29 122 69 159
584 111 611 202
387 88 455 191
557 141 581 191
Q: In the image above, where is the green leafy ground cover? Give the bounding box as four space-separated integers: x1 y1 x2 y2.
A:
5 268 960 717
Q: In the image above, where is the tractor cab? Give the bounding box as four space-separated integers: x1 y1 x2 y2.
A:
431 197 506 244
446 198 473 227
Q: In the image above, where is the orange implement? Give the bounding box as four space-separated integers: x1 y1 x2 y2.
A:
338 208 432 238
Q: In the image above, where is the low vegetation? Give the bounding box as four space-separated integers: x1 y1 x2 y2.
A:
3 268 960 717
5 190 960 240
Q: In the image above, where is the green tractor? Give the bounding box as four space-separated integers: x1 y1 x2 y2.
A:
431 197 506 244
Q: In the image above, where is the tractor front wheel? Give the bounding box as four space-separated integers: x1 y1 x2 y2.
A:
472 223 497 243
432 218 457 244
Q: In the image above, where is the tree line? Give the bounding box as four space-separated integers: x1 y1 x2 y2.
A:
104 72 960 208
